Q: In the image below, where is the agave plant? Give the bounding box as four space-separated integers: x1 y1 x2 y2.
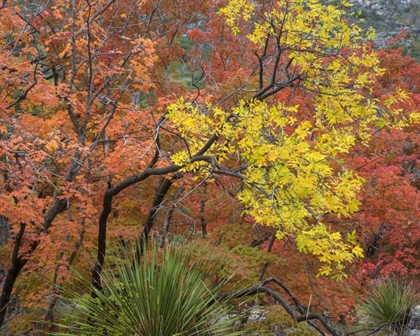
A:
359 279 418 335
53 244 245 336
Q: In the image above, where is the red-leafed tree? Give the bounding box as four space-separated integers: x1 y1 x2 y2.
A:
0 0 212 330
346 48 420 281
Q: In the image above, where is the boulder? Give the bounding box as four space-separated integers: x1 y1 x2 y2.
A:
404 305 420 336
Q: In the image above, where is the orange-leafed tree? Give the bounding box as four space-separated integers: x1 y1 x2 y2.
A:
0 0 209 329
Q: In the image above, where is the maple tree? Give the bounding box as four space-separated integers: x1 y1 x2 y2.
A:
344 47 420 282
0 0 419 333
0 0 208 329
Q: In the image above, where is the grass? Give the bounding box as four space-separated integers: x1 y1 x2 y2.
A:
359 279 418 335
52 243 246 336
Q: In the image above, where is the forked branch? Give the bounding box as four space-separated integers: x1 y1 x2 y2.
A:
216 277 339 336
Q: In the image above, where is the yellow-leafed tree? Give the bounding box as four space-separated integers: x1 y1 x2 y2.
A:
166 0 411 279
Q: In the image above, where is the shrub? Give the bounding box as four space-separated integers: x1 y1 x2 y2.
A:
359 279 418 335
52 244 245 336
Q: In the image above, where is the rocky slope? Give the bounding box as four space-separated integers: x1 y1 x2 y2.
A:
346 0 420 58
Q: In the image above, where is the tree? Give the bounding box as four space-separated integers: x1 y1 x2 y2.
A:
342 48 420 281
0 0 205 329
167 0 407 279
0 0 415 331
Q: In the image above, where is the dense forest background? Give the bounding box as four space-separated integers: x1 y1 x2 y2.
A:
1 0 420 335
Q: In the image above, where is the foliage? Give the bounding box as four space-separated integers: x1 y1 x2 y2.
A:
342 48 420 281
53 243 245 336
261 305 319 335
358 279 418 335
0 0 419 331
0 0 213 328
167 0 404 279
202 223 282 284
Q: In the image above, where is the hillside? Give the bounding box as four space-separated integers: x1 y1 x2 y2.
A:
345 0 420 58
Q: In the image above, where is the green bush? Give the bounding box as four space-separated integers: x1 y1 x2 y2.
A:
359 279 418 335
52 244 245 336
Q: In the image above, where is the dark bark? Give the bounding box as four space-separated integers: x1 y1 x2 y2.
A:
91 133 220 293
216 277 339 336
163 184 185 239
366 223 385 257
250 232 272 248
200 182 207 237
0 224 27 326
200 199 207 237
0 148 80 327
91 190 113 294
345 323 390 336
0 197 68 327
135 174 181 262
0 259 26 327
0 216 10 246
259 233 276 280
91 167 178 293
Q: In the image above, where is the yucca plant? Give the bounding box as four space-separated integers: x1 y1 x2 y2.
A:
359 279 418 335
52 244 246 336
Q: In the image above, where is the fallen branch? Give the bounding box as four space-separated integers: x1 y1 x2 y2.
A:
216 277 339 336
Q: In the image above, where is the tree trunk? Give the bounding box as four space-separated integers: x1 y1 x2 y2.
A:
259 233 276 280
163 184 185 240
135 175 179 262
91 163 182 294
0 223 27 326
0 216 10 246
0 259 26 327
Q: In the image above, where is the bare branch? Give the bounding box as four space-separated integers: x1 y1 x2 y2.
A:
216 277 340 336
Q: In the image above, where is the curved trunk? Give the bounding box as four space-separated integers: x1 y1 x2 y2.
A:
0 223 26 326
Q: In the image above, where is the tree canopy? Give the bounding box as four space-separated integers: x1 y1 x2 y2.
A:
0 0 419 334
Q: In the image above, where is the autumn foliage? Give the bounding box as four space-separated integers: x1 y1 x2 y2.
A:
0 0 419 334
